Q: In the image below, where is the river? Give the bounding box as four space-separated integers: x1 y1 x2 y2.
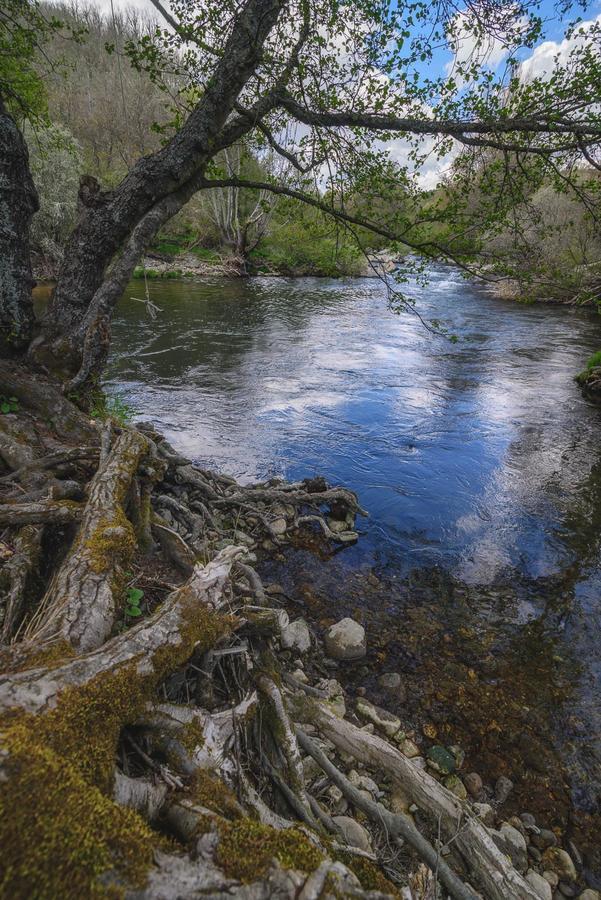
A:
107 267 601 879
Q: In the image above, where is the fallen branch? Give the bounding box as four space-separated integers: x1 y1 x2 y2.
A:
296 727 478 900
292 698 540 900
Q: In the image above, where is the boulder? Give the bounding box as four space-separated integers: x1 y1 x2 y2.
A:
332 816 373 853
356 697 401 737
324 618 366 660
280 618 311 653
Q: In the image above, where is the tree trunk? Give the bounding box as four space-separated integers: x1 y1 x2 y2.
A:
32 0 286 381
0 98 38 355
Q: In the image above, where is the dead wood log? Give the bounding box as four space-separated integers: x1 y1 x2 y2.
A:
296 727 478 900
292 697 540 900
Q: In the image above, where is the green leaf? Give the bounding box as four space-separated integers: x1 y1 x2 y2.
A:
127 587 144 605
1 403 10 414
126 606 143 617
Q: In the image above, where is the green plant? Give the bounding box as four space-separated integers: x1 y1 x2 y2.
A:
90 392 135 425
125 587 144 619
0 395 19 414
585 350 601 370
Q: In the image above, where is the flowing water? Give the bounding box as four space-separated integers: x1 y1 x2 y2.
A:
107 268 601 877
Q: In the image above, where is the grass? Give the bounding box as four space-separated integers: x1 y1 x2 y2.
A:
585 349 601 370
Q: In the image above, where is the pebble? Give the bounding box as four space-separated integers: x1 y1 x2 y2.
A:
533 830 559 851
497 823 528 873
495 775 514 803
529 846 543 863
399 738 420 758
558 884 578 898
579 891 601 900
463 772 483 798
377 672 402 691
543 872 559 888
281 618 311 653
449 745 465 770
291 668 308 684
443 774 468 800
521 813 537 827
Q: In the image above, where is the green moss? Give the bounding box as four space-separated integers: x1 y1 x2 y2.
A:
186 771 242 820
0 598 232 897
339 853 401 897
85 509 137 576
0 723 156 899
0 638 75 674
215 819 323 882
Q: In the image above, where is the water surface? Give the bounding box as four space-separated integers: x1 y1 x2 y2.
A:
107 268 601 876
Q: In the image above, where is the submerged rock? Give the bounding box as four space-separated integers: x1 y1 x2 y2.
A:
540 848 577 881
426 746 456 775
463 772 483 798
495 775 514 804
377 672 402 691
324 618 366 660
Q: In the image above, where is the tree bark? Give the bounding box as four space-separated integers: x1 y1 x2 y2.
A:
0 98 38 354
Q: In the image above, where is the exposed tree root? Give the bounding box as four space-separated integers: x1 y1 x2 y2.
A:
0 385 547 899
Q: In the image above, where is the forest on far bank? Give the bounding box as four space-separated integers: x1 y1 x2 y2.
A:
27 1 601 298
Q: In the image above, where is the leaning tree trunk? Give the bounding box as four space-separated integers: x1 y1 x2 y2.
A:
0 98 38 355
30 0 286 384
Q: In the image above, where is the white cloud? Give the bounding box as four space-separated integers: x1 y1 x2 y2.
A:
519 13 601 81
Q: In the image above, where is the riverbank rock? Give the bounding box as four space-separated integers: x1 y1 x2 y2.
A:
281 618 311 653
324 618 366 660
492 823 528 873
356 697 401 737
526 870 553 900
540 848 577 881
463 772 483 798
332 816 372 852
